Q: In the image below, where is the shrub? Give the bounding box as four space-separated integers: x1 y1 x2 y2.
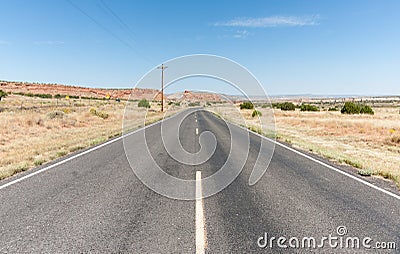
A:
96 111 109 119
89 108 109 119
252 110 262 117
358 169 373 176
11 92 52 99
390 135 400 144
248 126 262 134
341 102 374 115
328 107 338 111
300 104 319 112
360 105 374 115
240 101 254 110
188 102 200 107
62 108 72 114
280 102 296 111
0 89 8 101
341 102 361 114
34 158 46 166
36 93 52 99
138 99 150 108
47 110 65 119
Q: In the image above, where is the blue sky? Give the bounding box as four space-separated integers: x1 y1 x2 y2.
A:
0 0 399 95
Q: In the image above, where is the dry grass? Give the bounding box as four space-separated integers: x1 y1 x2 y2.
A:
0 95 182 180
210 104 400 189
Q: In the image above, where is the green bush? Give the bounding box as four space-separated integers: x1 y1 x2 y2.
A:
341 102 374 115
341 102 361 114
240 101 254 110
300 104 319 112
328 107 338 111
12 92 52 99
188 102 201 107
138 99 150 108
360 105 374 115
0 90 8 101
280 102 296 111
252 110 262 117
36 93 52 99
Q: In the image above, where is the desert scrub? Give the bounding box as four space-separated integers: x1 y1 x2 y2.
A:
62 108 73 114
358 169 374 176
300 104 319 112
89 108 109 119
47 110 65 119
273 102 296 111
138 99 150 108
240 101 254 110
341 102 374 115
34 158 46 166
387 135 400 145
252 110 262 117
0 89 8 101
248 125 262 134
342 158 362 169
188 102 201 107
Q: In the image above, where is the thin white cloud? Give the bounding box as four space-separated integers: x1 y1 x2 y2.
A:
34 40 65 45
215 15 320 28
233 30 250 39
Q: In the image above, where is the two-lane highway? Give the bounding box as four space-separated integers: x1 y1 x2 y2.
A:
0 109 399 253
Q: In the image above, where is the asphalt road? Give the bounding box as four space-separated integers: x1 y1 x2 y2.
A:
0 109 399 253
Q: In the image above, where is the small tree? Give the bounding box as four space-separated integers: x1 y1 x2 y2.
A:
138 99 150 108
300 104 319 112
341 102 374 115
360 105 374 115
252 110 262 117
0 90 8 101
280 102 296 111
341 102 361 114
240 101 254 110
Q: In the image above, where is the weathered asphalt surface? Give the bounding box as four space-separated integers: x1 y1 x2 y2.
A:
0 109 399 253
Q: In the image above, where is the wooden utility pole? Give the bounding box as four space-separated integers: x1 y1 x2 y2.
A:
157 64 168 112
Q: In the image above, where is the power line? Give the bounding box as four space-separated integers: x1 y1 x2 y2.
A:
98 0 155 64
65 0 155 65
99 0 139 42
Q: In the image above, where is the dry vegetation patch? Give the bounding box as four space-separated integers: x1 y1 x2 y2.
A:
210 104 400 189
0 95 181 180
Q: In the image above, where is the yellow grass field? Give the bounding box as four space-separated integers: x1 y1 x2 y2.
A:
211 104 400 189
0 95 181 180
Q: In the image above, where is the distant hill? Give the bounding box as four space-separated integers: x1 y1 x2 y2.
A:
0 81 224 102
168 90 222 102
